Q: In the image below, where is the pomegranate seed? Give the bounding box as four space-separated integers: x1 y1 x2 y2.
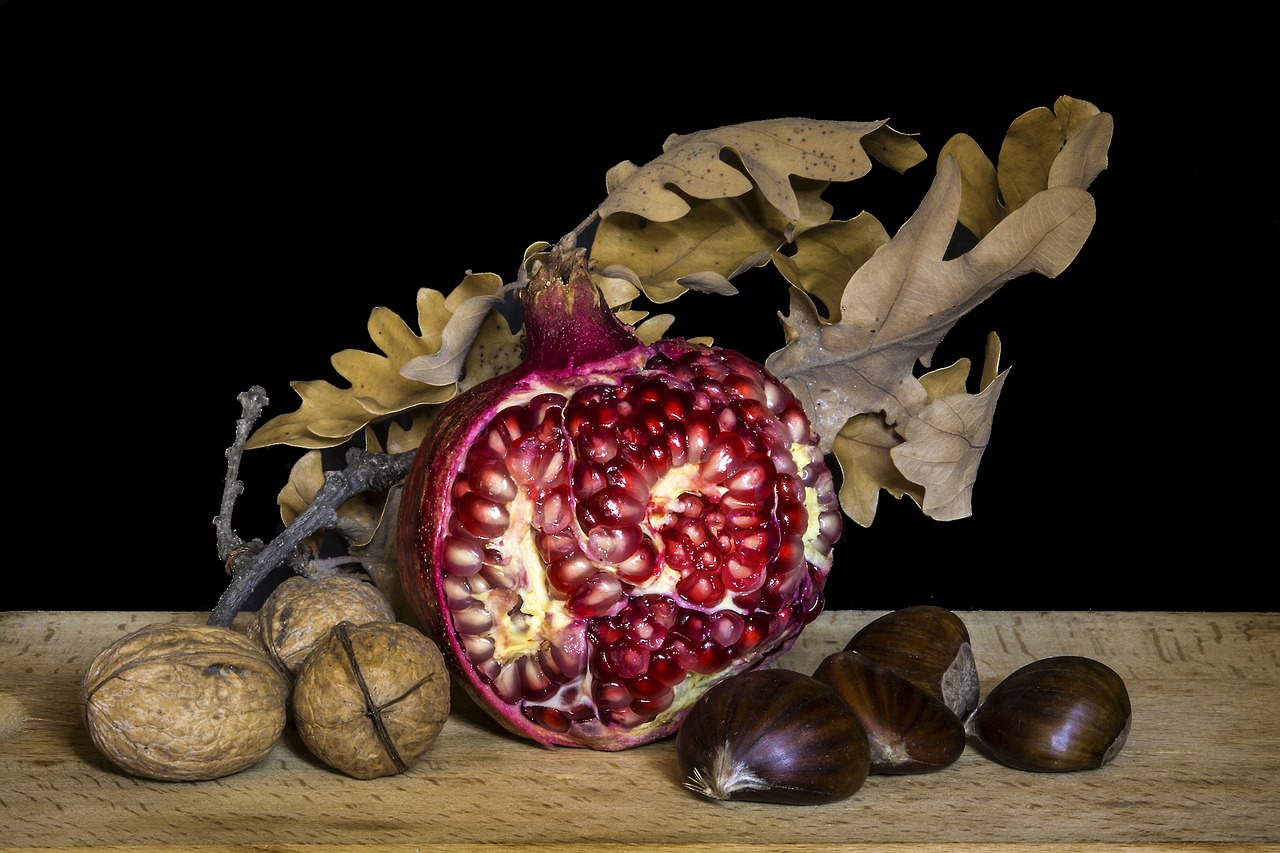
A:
577 422 618 463
461 633 494 664
723 557 767 594
604 642 650 680
737 613 773 650
630 685 675 715
762 566 805 610
455 492 509 539
536 487 573 534
709 610 745 647
592 678 633 710
527 393 567 426
626 615 668 651
571 458 607 501
699 433 749 484
677 569 725 606
504 432 543 488
774 533 807 574
724 452 776 503
643 436 672 477
648 652 688 686
453 602 493 635
517 655 556 701
442 573 476 609
693 376 727 404
585 525 642 562
468 458 517 502
660 387 691 421
484 407 530 456
490 661 523 703
615 539 660 584
684 411 718 464
657 429 686 470
568 571 624 617
523 705 573 734
442 535 485 577
539 639 586 682
546 552 594 596
585 485 646 527
692 642 730 674
602 706 650 730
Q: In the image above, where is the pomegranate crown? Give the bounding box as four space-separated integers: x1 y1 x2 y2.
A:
519 247 641 374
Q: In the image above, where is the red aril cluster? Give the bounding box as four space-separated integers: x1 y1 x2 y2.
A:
399 247 841 749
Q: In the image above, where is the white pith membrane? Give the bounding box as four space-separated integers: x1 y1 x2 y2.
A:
434 345 840 746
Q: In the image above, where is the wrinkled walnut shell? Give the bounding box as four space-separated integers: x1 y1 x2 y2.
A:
292 620 451 779
247 574 397 678
81 623 289 781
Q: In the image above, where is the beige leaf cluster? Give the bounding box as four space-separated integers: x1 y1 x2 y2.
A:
248 275 518 564
591 120 926 304
247 274 517 451
243 97 1111 564
766 96 1112 525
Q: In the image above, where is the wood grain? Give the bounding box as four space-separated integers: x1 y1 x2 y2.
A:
2 610 1277 851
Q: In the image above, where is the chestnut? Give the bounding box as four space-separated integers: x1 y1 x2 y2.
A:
814 650 966 774
966 655 1132 772
844 605 979 719
675 668 870 804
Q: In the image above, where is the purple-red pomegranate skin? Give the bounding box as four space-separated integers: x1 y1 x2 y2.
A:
398 247 842 749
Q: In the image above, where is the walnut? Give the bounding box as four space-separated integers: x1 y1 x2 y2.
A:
292 620 451 779
247 574 397 678
81 622 289 781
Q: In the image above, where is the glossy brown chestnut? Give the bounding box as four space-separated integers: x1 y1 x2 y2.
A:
844 605 979 719
814 650 966 774
966 655 1131 772
675 668 870 804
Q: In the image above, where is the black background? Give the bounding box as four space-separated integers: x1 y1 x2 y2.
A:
5 10 1267 613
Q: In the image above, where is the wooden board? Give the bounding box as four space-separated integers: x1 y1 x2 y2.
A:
2 610 1277 851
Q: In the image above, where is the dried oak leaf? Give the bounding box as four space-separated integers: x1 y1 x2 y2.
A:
765 155 1095 445
943 96 1113 241
247 274 516 451
597 119 922 223
766 97 1111 524
590 120 926 304
593 179 834 304
891 361 1007 522
831 410 922 528
399 272 520 388
834 347 1004 526
771 212 891 326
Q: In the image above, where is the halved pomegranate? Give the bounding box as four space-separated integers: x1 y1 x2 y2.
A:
398 245 842 749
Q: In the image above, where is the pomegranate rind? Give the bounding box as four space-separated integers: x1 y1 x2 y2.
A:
398 250 840 750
